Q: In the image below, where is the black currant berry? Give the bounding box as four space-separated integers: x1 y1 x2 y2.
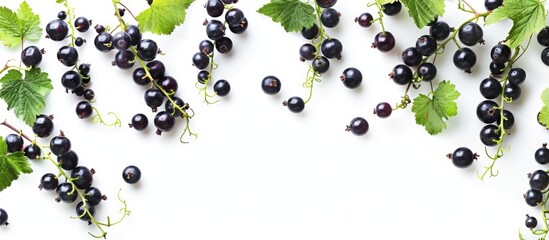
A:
479 77 502 99
542 47 549 66
525 215 538 229
46 19 69 41
21 46 42 67
144 89 165 111
158 76 178 96
33 114 54 138
57 150 79 171
154 111 175 134
76 101 93 119
225 8 245 26
206 20 226 41
284 96 305 113
458 22 483 46
508 68 526 85
489 61 505 75
301 24 319 40
215 37 233 54
75 201 95 221
529 169 549 191
192 52 210 70
401 47 422 67
56 182 78 203
206 0 224 17
136 39 158 61
382 1 401 16
390 64 413 85
84 187 104 206
213 79 231 97
261 76 281 95
84 89 95 101
5 134 23 153
476 100 500 124
485 0 503 11
479 124 499 146
312 56 330 74
79 63 91 75
490 44 512 64
50 135 71 156
71 166 93 189
503 83 521 101
132 68 149 85
416 35 437 56
321 38 343 59
74 16 90 32
122 165 141 184
147 60 166 80
39 173 58 191
496 109 514 130
197 70 210 84
346 117 369 136
61 70 82 90
94 32 114 52
165 97 186 117
57 46 79 67
228 18 248 34
340 67 362 89
449 147 477 168
525 189 543 207
320 8 340 28
374 102 392 118
429 21 450 41
316 0 337 8
535 144 549 165
57 11 67 20
112 31 132 51
24 144 41 160
129 113 148 131
538 26 549 47
0 208 6 226
453 47 477 72
373 31 395 52
299 43 316 61
125 25 142 45
114 50 136 69
355 13 373 28
418 62 437 81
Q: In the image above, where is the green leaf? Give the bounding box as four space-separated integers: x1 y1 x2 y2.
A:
0 68 53 126
0 1 41 47
136 0 194 35
484 0 546 49
411 80 461 135
376 0 398 5
258 0 315 33
400 0 444 29
538 88 549 127
0 137 32 192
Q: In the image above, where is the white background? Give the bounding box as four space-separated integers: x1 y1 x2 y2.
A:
0 0 548 239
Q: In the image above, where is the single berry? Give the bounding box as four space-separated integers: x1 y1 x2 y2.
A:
479 78 502 99
71 166 93 189
374 102 392 118
122 165 141 184
508 68 526 85
316 0 337 8
215 37 233 54
490 44 512 64
346 117 369 136
39 173 58 191
112 31 132 51
57 150 79 171
530 169 549 191
84 89 95 101
537 26 549 47
479 124 499 146
154 111 175 134
74 17 90 32
21 46 42 67
50 135 71 156
542 47 549 66
418 62 437 81
76 101 93 119
373 31 395 52
197 70 210 84
206 20 226 41
136 39 158 61
225 8 245 26
453 47 477 72
147 60 166 80
144 89 165 111
5 134 23 153
503 83 521 101
129 113 148 131
57 11 67 20
458 22 483 46
449 147 477 168
382 2 401 16
79 63 91 75
401 47 422 67
158 76 178 96
321 38 343 59
33 114 54 138
206 0 224 17
192 52 210 70
57 46 79 67
525 189 543 207
214 79 231 97
525 215 538 229
320 8 340 28
312 56 330 74
56 182 78 203
496 109 514 130
199 40 214 55
390 64 412 85
0 208 8 226
46 19 69 41
84 187 105 206
535 144 549 165
489 61 505 75
94 32 114 52
24 144 41 160
485 0 503 11
75 201 95 221
429 21 450 41
61 70 82 90
261 76 281 95
284 96 305 113
165 97 186 117
476 100 500 124
301 24 319 40
114 50 136 69
340 67 362 89
299 43 316 61
125 25 142 45
133 68 150 85
356 13 373 28
416 35 438 56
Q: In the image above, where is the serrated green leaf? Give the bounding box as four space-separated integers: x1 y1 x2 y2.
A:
0 1 41 47
258 0 315 33
136 0 194 35
411 80 460 135
376 0 398 5
0 137 32 192
484 0 545 49
539 88 549 127
401 0 444 29
0 68 52 126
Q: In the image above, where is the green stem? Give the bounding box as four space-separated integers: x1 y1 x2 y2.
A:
195 51 220 104
62 0 77 48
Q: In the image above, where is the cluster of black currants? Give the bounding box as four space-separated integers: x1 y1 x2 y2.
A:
452 21 483 73
361 1 401 53
523 144 549 234
45 11 96 119
193 0 248 102
477 44 522 148
283 0 343 113
538 26 549 67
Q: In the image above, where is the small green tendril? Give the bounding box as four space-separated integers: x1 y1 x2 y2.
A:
91 107 122 127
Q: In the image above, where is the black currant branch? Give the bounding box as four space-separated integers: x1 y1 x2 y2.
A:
110 0 197 142
195 45 220 104
0 120 130 239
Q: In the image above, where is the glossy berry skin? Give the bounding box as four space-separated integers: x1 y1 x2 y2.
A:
543 47 549 66
285 96 305 113
40 173 59 191
535 145 549 165
391 64 412 85
74 17 90 32
312 56 330 74
537 26 549 46
503 83 521 101
112 31 132 51
56 182 78 203
485 0 503 11
429 21 450 41
49 135 71 156
479 124 499 146
206 0 224 17
401 47 422 67
0 208 7 226
214 79 231 97
320 8 340 28
46 19 69 41
144 89 165 110
301 24 319 40
75 201 95 221
147 60 166 80
137 39 158 61
530 169 549 191
61 70 82 90
57 46 78 67
165 97 185 117
94 32 114 52
382 1 401 16
418 62 437 82
476 100 500 124
458 22 483 46
229 18 248 34
341 67 362 89
199 40 214 54
261 76 281 95
192 52 210 70
132 68 149 85
57 150 79 171
75 37 85 47
489 61 505 75
57 11 67 20
374 102 392 118
490 44 512 64
95 24 106 33
84 89 95 101
71 166 93 189
373 31 395 52
197 70 210 84
450 147 476 168
125 25 142 45
130 113 148 131
347 117 369 136
154 111 175 134
316 0 337 8
416 35 437 56
225 8 244 26
79 63 90 75
84 187 104 206
508 68 526 85
5 134 23 153
21 46 42 67
24 144 41 159
321 38 343 59
453 47 477 72
215 37 233 54
525 189 543 207
33 114 54 138
76 101 93 119
525 215 538 229
299 43 316 61
122 165 141 184
497 109 514 130
158 76 178 96
114 50 136 69
206 20 226 41
479 78 502 99
356 13 373 28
